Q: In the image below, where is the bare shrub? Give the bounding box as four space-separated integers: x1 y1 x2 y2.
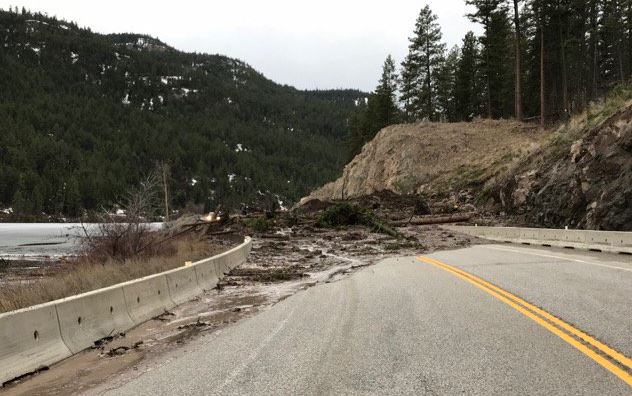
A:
81 171 170 261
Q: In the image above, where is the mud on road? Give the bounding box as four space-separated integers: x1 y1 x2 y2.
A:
2 219 485 395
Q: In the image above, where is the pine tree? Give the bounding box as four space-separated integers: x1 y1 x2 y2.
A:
436 46 460 122
455 32 481 121
466 0 505 117
400 5 446 121
371 55 400 128
346 56 400 160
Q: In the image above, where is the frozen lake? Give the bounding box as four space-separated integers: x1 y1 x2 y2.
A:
0 223 162 260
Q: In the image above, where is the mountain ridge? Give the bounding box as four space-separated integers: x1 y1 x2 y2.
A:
0 8 366 219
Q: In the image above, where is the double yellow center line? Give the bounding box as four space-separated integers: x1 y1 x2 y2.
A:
416 255 632 387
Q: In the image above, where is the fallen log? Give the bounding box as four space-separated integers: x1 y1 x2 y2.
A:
392 213 474 227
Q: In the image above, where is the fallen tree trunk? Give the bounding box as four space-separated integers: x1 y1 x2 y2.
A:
392 213 474 227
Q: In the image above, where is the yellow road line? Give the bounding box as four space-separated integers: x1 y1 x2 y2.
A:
416 256 632 388
421 255 632 371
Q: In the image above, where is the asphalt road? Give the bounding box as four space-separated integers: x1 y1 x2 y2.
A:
97 244 632 395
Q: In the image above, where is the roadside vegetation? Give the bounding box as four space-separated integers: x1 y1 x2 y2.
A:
0 236 223 313
0 173 232 313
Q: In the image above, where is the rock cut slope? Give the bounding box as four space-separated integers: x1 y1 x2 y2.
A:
306 120 544 201
498 100 632 230
306 88 632 231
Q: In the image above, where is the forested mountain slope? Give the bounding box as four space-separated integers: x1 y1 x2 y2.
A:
0 9 365 218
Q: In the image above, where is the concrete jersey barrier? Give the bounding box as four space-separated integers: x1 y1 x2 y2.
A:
121 273 174 325
0 236 252 385
0 302 72 384
445 226 632 254
55 285 136 354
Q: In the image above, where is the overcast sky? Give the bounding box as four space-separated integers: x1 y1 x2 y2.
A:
2 0 481 91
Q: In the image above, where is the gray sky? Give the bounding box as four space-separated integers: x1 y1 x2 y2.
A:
2 0 481 91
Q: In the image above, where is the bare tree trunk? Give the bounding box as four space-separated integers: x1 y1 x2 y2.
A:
485 18 492 119
561 28 568 118
540 28 546 128
426 36 432 120
513 0 523 121
590 0 598 99
160 163 170 222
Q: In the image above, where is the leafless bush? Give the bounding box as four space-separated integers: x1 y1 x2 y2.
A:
82 171 172 261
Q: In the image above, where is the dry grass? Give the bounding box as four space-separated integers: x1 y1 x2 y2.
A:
0 237 226 313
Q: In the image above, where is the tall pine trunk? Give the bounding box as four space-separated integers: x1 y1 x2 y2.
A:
513 0 523 120
560 26 568 118
590 0 598 99
540 28 546 128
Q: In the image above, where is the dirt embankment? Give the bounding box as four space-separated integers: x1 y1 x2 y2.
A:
305 119 544 202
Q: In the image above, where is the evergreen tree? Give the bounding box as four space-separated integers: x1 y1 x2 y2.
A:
400 5 446 121
455 32 481 121
466 0 506 117
436 46 460 121
346 56 401 159
370 55 400 129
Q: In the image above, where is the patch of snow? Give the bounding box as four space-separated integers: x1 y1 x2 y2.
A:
160 76 182 85
115 209 125 216
122 93 131 105
1 208 13 215
31 46 40 54
149 98 154 110
180 88 198 97
158 95 164 104
228 173 236 183
235 143 244 152
70 52 78 64
275 195 288 211
190 178 198 186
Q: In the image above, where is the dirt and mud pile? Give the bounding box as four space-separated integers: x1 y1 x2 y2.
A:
497 100 632 230
305 120 543 201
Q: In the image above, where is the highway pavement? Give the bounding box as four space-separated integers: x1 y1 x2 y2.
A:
96 244 632 395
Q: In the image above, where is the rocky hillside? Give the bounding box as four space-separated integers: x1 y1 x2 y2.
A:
498 94 632 231
305 87 632 231
306 120 544 201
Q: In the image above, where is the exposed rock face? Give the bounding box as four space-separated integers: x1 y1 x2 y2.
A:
499 104 632 230
305 103 632 231
305 120 541 202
